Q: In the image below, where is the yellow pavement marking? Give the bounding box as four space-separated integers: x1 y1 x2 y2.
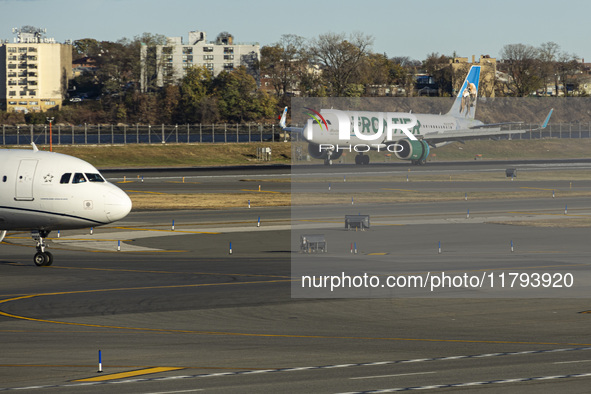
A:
48 265 291 278
240 189 282 193
126 190 169 195
113 226 220 234
367 253 389 256
116 181 135 184
520 187 558 191
74 367 184 382
299 219 342 223
508 211 588 217
2 273 590 346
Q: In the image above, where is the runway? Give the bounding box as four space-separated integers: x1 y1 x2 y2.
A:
1 161 591 392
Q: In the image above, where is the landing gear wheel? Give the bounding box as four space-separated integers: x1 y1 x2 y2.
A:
43 252 53 266
34 252 47 266
33 252 53 267
355 154 370 165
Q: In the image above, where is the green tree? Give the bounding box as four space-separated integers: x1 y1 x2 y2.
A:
179 66 214 123
213 67 276 122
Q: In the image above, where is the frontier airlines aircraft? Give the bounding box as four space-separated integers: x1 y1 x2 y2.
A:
0 144 132 266
280 65 553 165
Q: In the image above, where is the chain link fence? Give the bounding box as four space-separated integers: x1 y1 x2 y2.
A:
1 122 590 146
0 123 286 146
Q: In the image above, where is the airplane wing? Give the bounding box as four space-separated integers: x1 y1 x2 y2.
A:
422 108 553 144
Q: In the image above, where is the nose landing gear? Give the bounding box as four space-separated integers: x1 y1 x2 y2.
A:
32 230 53 266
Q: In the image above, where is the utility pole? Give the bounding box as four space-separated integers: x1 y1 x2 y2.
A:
46 117 54 151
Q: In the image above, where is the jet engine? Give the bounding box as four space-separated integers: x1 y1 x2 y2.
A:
394 138 430 164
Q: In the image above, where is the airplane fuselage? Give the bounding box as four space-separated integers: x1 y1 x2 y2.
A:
0 149 131 231
304 111 484 147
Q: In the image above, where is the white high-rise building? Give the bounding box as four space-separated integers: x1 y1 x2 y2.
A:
140 30 259 91
0 26 72 113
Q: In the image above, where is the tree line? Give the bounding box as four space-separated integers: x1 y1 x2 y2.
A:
0 32 585 126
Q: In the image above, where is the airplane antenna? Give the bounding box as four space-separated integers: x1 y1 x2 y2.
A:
31 142 39 152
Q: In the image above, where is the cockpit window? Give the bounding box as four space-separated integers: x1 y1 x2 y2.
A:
86 173 105 182
60 173 71 184
72 173 87 184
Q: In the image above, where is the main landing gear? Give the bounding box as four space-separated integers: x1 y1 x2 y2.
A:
354 153 370 165
32 230 53 266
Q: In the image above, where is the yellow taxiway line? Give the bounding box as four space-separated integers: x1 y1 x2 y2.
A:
74 367 184 382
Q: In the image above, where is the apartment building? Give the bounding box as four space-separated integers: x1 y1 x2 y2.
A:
0 27 72 113
140 30 259 91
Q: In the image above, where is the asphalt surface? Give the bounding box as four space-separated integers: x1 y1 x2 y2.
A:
1 161 591 393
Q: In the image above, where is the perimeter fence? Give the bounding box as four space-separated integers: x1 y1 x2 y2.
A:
0 122 590 146
0 123 287 146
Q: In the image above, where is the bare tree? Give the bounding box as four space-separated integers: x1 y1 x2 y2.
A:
556 52 581 96
260 34 307 106
499 43 543 96
538 41 561 95
309 32 374 96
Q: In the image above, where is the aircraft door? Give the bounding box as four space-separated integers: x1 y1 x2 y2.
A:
15 159 39 201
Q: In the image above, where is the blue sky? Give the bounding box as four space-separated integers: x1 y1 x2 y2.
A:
1 0 589 62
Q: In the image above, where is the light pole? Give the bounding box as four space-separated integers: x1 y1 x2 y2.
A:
46 117 54 151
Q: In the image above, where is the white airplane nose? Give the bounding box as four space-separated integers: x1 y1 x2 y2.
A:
105 188 132 222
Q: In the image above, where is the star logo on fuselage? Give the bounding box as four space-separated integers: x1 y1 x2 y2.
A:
43 174 54 183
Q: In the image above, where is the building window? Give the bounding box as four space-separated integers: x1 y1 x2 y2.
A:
224 54 234 60
203 47 213 52
203 55 214 60
19 101 28 105
8 91 16 97
7 47 16 53
224 47 234 54
183 47 193 54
